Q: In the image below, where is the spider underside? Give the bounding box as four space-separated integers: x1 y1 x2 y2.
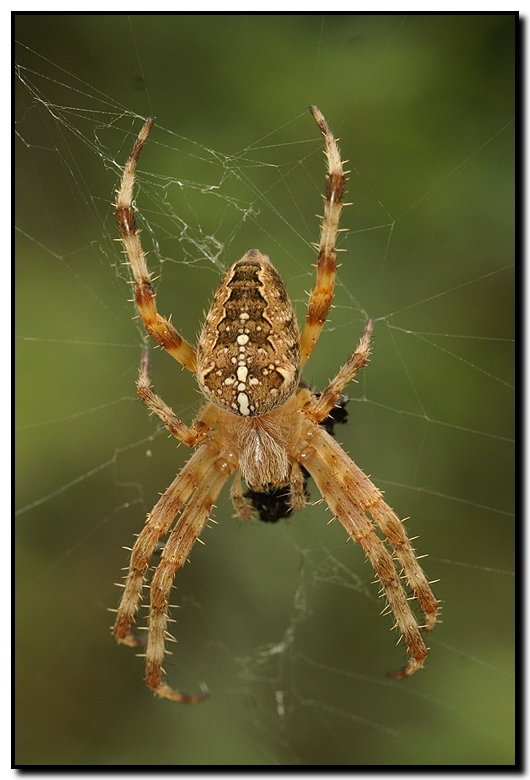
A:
112 107 439 702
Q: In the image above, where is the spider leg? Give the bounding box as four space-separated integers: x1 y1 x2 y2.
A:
316 428 439 633
289 460 307 511
305 318 373 423
230 469 256 520
115 118 197 372
137 348 217 447
348 461 439 635
300 107 346 367
113 440 220 647
145 451 234 702
300 423 438 678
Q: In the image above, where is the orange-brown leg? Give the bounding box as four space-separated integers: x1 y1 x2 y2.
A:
136 349 217 447
304 319 373 424
145 451 234 702
112 440 220 647
229 469 256 520
308 427 438 635
115 118 197 372
300 423 438 677
300 107 346 366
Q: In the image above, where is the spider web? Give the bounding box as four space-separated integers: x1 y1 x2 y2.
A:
15 15 515 767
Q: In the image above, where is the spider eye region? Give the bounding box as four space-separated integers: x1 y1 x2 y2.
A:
196 249 301 417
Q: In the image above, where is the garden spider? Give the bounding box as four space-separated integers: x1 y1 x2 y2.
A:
113 107 439 702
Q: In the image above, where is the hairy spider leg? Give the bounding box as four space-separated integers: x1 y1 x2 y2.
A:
115 118 197 372
144 450 235 702
113 440 220 648
300 424 438 678
300 106 347 366
136 349 217 447
305 318 374 423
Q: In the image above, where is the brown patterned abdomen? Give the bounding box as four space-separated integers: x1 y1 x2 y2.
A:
196 250 300 416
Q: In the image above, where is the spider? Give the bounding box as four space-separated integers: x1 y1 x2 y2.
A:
112 107 439 703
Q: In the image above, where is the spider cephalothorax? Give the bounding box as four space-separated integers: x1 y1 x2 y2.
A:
112 108 439 702
244 391 349 523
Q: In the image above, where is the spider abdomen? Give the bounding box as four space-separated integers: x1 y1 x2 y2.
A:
196 250 300 417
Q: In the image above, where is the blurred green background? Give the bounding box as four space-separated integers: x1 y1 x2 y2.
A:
16 15 514 766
